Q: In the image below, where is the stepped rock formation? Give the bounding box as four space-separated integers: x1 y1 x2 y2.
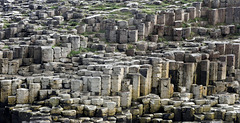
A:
0 0 240 122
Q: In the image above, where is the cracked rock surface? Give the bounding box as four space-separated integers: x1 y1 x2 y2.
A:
1 0 240 122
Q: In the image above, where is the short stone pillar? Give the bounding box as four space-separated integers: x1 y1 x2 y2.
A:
16 88 29 104
29 83 41 103
41 46 53 63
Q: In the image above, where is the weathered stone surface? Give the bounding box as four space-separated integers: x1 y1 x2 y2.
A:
0 1 240 123
16 88 29 104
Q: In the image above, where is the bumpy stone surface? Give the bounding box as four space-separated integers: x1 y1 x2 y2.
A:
0 0 240 123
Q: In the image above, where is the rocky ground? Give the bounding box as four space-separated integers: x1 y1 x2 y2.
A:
1 0 240 122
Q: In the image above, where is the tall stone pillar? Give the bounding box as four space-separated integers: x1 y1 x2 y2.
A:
183 63 195 92
29 83 41 103
233 43 240 69
209 62 218 84
217 62 227 81
162 61 169 78
152 63 162 94
0 80 11 105
208 9 219 25
197 60 210 86
187 7 197 20
131 73 140 101
101 75 111 96
0 58 8 74
139 68 149 96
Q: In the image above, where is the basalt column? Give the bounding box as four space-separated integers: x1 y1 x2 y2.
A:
159 78 173 99
169 61 181 92
183 63 195 92
197 60 210 86
0 80 11 106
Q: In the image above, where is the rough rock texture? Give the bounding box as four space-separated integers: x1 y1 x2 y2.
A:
0 0 240 123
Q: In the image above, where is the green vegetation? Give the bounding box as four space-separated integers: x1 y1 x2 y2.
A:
141 9 156 15
3 23 10 29
81 30 105 36
79 21 86 25
89 3 125 11
204 23 225 28
36 27 42 30
182 22 190 28
62 20 79 30
188 17 208 23
163 41 169 45
50 6 58 9
3 45 9 49
66 26 75 30
52 43 62 48
204 24 214 28
108 11 133 21
158 37 167 42
68 20 78 26
81 32 97 36
22 14 28 17
236 25 240 29
180 0 202 4
67 47 97 57
189 32 196 39
224 33 240 40
127 44 134 49
142 2 169 9
2 20 10 29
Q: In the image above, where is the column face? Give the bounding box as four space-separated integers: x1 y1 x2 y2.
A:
88 77 101 96
101 75 111 96
120 92 131 108
69 35 80 51
128 30 138 43
209 62 218 83
226 54 235 76
117 29 128 44
111 75 121 94
139 76 147 95
191 84 203 99
165 12 175 26
187 7 197 20
8 61 19 75
208 9 219 25
29 83 41 103
0 58 8 74
152 63 162 94
139 65 152 95
175 9 184 21
41 46 53 63
159 78 171 99
197 60 210 86
71 80 83 92
16 88 29 104
226 7 234 24
217 62 227 81
233 43 240 69
0 80 11 104
162 61 169 78
157 14 165 25
137 23 145 40
183 63 195 92
131 73 140 101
